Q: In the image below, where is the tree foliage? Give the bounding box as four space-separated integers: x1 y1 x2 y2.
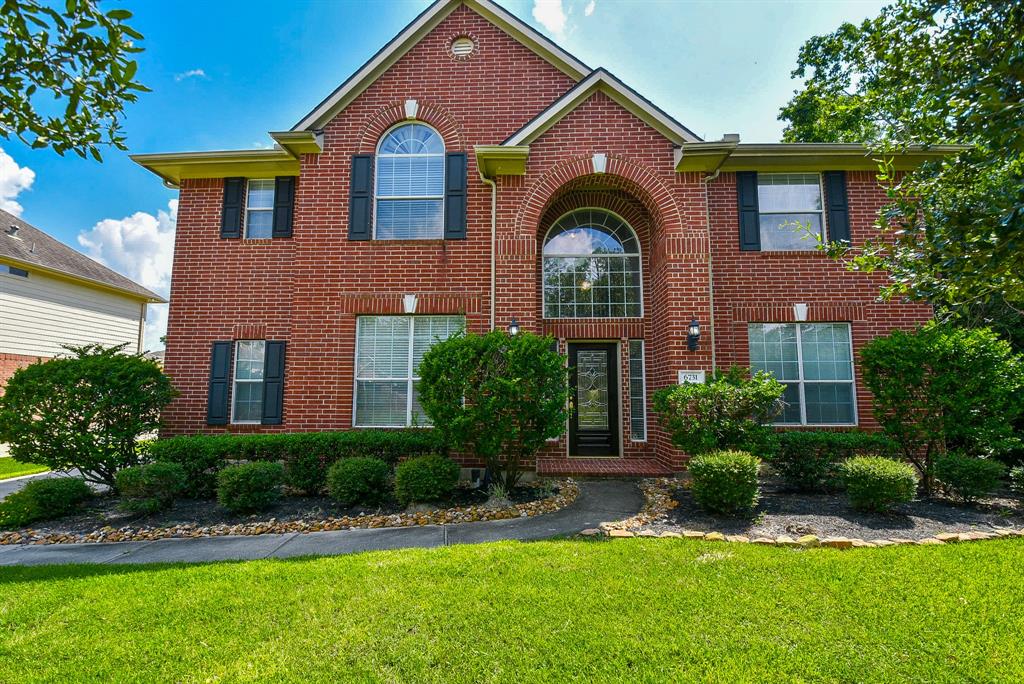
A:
779 0 1024 311
0 344 175 486
417 330 570 489
1 0 148 159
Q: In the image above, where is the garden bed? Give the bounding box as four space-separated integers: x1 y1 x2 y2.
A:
1 479 578 545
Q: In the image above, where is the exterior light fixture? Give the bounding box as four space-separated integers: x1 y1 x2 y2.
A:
687 318 701 351
508 317 519 336
579 280 592 291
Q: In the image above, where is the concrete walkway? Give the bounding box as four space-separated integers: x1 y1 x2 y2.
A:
0 479 643 567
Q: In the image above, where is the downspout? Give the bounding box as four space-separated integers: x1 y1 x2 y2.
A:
138 302 148 353
697 138 738 373
478 168 497 331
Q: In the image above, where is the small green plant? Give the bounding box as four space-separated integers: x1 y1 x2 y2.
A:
1010 466 1024 496
284 452 327 496
216 462 283 514
0 477 92 529
840 457 918 512
394 455 460 506
115 462 186 514
770 431 896 491
933 454 1006 504
487 482 511 505
687 450 761 516
326 458 390 507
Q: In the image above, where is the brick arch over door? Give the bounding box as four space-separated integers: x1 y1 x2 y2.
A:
356 100 466 152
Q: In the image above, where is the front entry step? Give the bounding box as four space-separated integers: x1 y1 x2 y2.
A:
537 458 673 477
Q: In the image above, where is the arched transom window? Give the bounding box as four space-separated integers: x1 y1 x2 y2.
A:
542 209 643 318
375 123 445 239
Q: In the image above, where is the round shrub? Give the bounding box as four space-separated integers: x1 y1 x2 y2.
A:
933 454 1005 503
770 431 896 492
216 462 283 514
840 457 918 512
394 455 459 505
115 461 187 514
326 457 390 507
0 477 91 529
687 450 761 516
283 452 328 495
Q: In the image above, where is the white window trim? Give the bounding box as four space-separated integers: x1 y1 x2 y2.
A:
372 122 446 241
628 339 647 442
757 322 858 427
230 339 265 425
244 179 275 239
757 173 827 248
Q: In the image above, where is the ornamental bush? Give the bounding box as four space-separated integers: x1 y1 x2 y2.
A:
394 455 460 506
0 477 92 529
115 461 187 514
687 450 761 516
326 458 390 507
840 457 918 513
216 462 283 514
1010 467 1024 496
770 431 896 492
652 367 785 457
933 454 1005 504
0 344 175 487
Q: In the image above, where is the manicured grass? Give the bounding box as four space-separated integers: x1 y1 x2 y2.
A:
0 457 48 481
1 538 1023 682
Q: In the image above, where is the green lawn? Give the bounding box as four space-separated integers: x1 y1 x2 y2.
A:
1 538 1022 683
0 457 48 481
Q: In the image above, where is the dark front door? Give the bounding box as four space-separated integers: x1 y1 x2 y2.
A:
568 343 620 457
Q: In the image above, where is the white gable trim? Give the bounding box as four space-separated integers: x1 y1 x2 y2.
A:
292 0 591 132
504 68 702 146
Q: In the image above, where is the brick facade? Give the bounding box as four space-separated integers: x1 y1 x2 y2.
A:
0 353 43 395
157 2 931 476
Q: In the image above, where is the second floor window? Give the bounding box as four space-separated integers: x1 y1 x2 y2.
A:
757 173 823 251
375 123 445 240
245 179 275 239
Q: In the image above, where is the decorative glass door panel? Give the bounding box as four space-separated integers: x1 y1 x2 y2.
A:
576 350 610 430
568 343 620 457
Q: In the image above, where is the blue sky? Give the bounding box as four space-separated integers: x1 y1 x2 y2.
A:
0 0 886 348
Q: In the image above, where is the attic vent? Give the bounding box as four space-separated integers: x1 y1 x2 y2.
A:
6 224 17 237
451 36 475 58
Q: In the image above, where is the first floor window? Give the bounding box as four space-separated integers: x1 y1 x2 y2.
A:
245 179 275 239
757 173 824 251
354 315 464 427
748 322 856 425
232 340 266 423
628 340 647 441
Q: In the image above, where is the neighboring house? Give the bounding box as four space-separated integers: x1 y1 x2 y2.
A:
134 0 948 476
0 209 165 390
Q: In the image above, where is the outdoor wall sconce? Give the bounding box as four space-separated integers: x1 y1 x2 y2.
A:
687 318 701 351
508 317 520 336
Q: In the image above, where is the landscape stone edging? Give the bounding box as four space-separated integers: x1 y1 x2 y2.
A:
578 478 1024 549
0 479 579 546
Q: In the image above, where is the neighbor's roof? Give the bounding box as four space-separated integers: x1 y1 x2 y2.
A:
0 209 165 303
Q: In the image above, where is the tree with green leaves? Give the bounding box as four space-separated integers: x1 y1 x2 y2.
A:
1 0 148 159
779 0 1024 319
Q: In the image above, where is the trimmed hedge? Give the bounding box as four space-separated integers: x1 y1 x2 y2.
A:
216 462 283 514
394 455 460 505
933 454 1005 503
115 462 186 514
688 450 761 516
0 477 92 529
840 457 918 512
770 431 896 492
326 458 390 507
149 430 444 498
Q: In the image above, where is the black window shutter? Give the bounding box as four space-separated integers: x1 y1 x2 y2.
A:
444 152 468 240
207 341 233 425
737 171 761 251
261 341 286 425
221 178 245 239
823 171 851 244
348 154 373 240
272 176 296 238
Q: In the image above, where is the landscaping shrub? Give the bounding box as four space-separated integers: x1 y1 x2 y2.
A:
840 457 918 512
0 477 92 529
933 453 1005 503
1011 466 1024 496
394 455 460 505
115 462 187 514
770 431 896 491
687 450 761 516
326 458 390 507
0 344 175 487
652 367 785 457
216 462 283 514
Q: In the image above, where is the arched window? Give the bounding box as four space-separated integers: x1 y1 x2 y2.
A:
375 123 445 239
542 209 643 318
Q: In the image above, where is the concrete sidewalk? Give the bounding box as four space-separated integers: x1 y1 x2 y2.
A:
0 479 643 567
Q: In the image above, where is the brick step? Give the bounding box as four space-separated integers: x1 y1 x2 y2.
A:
537 458 673 477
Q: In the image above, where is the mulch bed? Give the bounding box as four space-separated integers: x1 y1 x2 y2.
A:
650 476 1024 541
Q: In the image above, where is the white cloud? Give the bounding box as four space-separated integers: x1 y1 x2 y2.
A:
532 0 567 36
584 0 595 17
77 200 177 351
174 68 207 82
0 147 35 216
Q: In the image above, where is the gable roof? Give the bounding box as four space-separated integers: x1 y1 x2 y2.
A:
292 0 591 131
503 68 702 146
0 209 164 302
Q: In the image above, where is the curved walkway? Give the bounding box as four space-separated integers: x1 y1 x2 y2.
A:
0 480 643 567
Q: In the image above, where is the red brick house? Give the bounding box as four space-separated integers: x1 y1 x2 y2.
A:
134 0 947 477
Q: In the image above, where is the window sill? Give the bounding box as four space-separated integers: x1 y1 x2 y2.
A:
368 239 449 246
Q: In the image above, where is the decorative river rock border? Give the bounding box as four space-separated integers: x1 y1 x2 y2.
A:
1 479 579 546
